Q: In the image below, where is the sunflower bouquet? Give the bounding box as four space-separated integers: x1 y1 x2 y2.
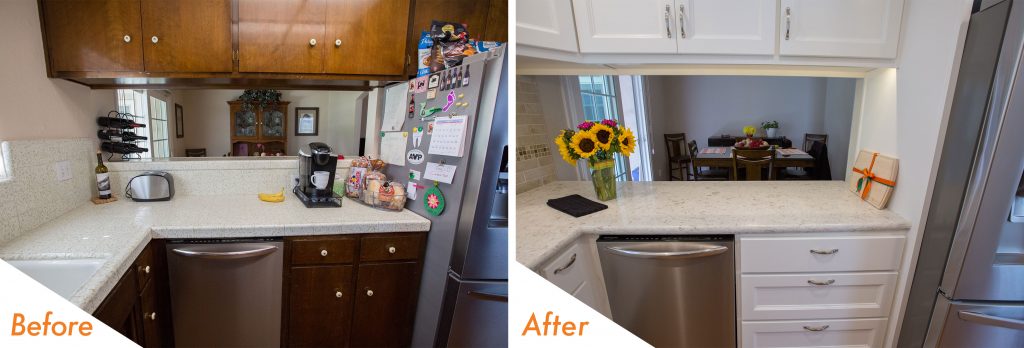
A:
554 119 636 201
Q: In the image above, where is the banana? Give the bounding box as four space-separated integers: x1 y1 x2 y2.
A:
259 188 285 203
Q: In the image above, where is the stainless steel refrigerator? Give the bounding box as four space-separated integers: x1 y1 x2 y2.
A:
899 0 1024 346
382 46 508 347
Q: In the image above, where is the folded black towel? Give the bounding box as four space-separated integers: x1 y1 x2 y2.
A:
547 194 608 217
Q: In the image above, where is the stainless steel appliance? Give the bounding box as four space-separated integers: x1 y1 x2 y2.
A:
126 171 174 201
381 46 508 346
597 235 736 347
294 142 342 208
899 0 1024 346
166 239 283 347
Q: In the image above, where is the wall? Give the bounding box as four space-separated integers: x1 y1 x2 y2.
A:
823 78 858 180
515 76 557 193
174 90 364 157
535 76 581 181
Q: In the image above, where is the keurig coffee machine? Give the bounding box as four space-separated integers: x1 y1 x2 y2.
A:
295 142 342 207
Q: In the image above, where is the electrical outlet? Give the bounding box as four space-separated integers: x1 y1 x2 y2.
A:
54 161 72 181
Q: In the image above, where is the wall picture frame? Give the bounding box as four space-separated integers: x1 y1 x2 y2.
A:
174 103 184 138
295 107 319 136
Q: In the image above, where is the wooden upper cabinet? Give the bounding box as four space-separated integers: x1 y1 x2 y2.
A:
239 0 326 74
406 0 500 75
325 0 411 75
140 0 233 72
41 0 144 73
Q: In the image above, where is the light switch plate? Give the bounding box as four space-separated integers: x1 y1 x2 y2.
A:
54 161 72 181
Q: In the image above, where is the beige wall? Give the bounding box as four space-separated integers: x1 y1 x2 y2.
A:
175 89 364 157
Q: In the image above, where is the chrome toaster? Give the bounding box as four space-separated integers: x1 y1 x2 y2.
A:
127 171 174 202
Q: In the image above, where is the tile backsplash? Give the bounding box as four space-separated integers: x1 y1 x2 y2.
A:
105 158 351 196
516 76 557 193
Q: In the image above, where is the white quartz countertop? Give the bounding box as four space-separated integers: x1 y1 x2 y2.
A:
0 194 430 313
516 181 910 269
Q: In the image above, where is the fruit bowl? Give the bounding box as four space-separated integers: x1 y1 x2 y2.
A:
734 138 770 150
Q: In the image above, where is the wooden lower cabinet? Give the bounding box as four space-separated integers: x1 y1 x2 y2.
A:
350 262 420 347
93 240 173 347
93 268 142 344
287 265 355 347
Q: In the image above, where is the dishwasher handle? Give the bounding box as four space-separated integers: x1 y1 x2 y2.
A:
171 245 278 260
605 245 728 259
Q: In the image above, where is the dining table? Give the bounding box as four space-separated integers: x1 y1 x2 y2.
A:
693 147 815 179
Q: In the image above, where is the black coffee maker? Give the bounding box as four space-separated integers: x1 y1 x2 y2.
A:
294 142 342 207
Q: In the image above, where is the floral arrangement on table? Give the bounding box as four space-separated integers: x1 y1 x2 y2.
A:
761 120 779 138
735 125 769 149
554 119 636 201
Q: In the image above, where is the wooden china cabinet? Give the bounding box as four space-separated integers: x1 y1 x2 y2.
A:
228 101 289 156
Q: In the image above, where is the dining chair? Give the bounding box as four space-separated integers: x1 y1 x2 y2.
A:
185 148 207 157
665 133 691 181
803 133 828 152
732 148 777 181
688 140 728 181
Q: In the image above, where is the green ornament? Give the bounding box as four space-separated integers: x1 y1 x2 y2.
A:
423 184 445 216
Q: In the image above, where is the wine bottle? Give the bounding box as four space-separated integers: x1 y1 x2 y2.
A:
97 117 146 129
95 152 111 199
455 67 463 88
462 66 471 86
97 130 148 142
101 142 149 154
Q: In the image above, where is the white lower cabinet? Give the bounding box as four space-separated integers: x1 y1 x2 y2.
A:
741 272 897 320
741 318 888 348
539 237 612 316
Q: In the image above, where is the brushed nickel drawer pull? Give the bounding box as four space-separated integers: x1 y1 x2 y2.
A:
810 248 839 255
803 324 829 332
807 279 836 286
664 5 672 38
552 253 577 275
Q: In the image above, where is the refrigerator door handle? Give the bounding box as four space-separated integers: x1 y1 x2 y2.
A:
958 310 1024 330
467 289 508 302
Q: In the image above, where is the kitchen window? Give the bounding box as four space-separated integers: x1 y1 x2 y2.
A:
115 89 171 159
572 75 653 182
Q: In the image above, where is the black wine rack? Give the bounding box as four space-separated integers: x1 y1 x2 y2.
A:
98 110 148 161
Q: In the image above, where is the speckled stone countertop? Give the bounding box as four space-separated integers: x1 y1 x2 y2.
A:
516 181 910 269
0 195 430 313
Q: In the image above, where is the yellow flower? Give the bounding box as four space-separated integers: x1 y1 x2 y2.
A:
589 123 614 150
554 133 575 164
570 131 599 159
618 127 636 156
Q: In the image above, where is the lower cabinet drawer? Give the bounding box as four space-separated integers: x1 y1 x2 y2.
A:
741 318 887 348
740 235 905 273
741 272 897 320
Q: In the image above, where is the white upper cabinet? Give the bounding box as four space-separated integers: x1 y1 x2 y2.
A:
517 0 580 52
779 0 905 59
572 0 678 53
677 0 776 55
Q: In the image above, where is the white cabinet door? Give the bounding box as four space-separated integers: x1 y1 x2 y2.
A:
572 0 677 53
739 235 905 273
741 318 887 347
740 272 898 320
677 0 776 55
540 240 611 316
779 0 904 59
517 0 580 52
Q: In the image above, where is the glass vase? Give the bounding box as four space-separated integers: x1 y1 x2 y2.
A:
590 159 617 201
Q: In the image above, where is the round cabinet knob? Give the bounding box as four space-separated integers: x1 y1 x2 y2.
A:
123 35 131 43
151 36 159 44
335 39 342 47
148 312 157 321
320 249 328 257
366 289 374 297
143 265 151 274
309 38 317 46
388 246 397 254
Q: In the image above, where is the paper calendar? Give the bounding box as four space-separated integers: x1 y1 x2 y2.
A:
427 115 468 157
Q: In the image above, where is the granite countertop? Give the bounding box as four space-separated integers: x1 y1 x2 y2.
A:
516 181 911 269
0 195 431 313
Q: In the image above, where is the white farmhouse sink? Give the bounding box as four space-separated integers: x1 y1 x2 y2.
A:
7 259 105 299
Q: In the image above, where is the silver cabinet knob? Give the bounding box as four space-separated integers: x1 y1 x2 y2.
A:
151 36 158 44
123 35 131 43
320 249 328 257
309 38 317 46
143 265 151 274
148 312 157 321
335 291 343 298
366 289 374 297
335 39 342 47
388 246 396 254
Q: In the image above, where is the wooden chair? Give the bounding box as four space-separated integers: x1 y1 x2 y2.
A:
688 140 728 181
732 148 777 181
185 148 207 157
803 133 828 152
665 133 691 181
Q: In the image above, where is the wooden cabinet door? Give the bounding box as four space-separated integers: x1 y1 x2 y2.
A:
94 268 143 344
516 0 577 52
677 0 776 55
41 0 144 72
572 0 678 53
287 266 355 347
779 0 904 59
239 0 326 73
406 0 494 75
325 0 411 75
140 0 233 72
228 102 259 142
350 262 420 347
259 103 288 142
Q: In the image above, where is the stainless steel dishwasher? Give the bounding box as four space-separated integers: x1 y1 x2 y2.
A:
166 238 283 347
597 235 735 347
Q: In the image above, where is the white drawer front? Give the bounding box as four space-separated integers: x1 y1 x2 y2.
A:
541 243 589 292
741 272 897 320
741 318 887 348
740 235 904 273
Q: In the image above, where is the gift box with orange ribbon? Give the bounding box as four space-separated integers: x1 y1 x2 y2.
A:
848 150 899 209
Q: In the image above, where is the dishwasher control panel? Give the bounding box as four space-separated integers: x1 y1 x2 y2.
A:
598 235 733 242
